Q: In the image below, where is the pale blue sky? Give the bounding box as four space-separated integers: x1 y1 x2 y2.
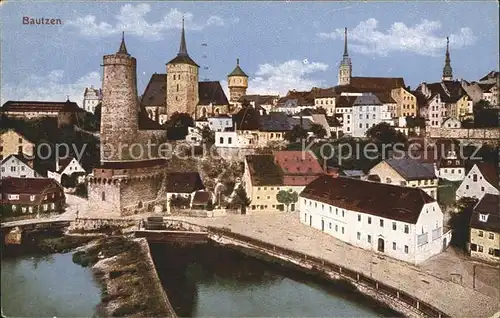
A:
1 1 498 104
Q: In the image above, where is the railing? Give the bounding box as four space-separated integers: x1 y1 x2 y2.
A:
207 226 449 318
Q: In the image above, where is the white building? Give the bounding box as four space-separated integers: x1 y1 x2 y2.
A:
207 115 233 132
426 94 446 128
437 151 465 182
185 127 202 146
456 163 499 200
1 154 41 179
351 94 392 138
82 85 102 114
215 131 239 148
299 176 451 264
47 157 86 185
442 117 461 129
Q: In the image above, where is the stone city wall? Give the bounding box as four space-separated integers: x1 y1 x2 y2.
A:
428 127 500 145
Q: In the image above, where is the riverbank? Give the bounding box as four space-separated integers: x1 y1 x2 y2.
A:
73 236 176 317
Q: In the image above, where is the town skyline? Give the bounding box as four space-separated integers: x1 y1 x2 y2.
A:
1 1 499 104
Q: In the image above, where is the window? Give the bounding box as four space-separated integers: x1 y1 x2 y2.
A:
18 146 23 153
8 194 20 200
479 230 483 237
11 166 16 172
341 227 344 234
358 214 361 222
393 242 396 250
404 245 409 254
329 222 332 229
404 225 409 233
473 174 477 182
478 245 483 253
367 235 371 243
481 186 485 192
357 232 361 240
329 206 332 213
342 210 344 217
101 192 105 201
30 195 35 201
489 233 495 240
368 217 371 224
18 137 23 143
466 185 469 190
380 219 384 227
470 243 477 251
335 225 338 232
392 222 397 230
488 248 495 255
479 214 488 222
228 137 232 144
219 137 224 144
176 84 179 92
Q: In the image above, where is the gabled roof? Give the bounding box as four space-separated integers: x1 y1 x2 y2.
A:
375 91 397 104
238 95 278 106
288 117 313 130
1 177 63 195
1 100 83 113
300 176 435 224
470 194 500 232
1 153 33 167
274 151 323 176
475 162 499 189
278 90 315 106
233 106 261 130
165 172 205 193
478 83 495 92
141 74 167 107
245 155 284 186
384 158 437 181
479 71 499 82
425 81 468 103
259 112 290 132
335 95 357 108
192 190 212 205
349 76 406 92
312 87 337 98
198 81 229 106
353 94 383 106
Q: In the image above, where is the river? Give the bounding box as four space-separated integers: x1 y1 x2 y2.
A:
150 243 396 317
2 242 396 317
1 252 101 317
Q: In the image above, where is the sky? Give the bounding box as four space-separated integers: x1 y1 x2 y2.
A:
1 1 498 106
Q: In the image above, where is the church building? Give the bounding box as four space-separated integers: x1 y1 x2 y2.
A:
141 18 231 124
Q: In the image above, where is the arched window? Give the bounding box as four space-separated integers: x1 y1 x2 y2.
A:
177 84 179 92
101 192 105 201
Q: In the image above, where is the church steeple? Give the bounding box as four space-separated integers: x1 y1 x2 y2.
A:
442 36 453 81
338 27 352 86
343 27 348 57
117 31 129 56
178 17 188 56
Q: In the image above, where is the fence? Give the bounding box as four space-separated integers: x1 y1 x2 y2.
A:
207 226 449 318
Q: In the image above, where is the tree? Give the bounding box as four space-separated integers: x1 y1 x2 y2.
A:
166 112 194 128
310 123 327 139
366 122 407 145
276 189 299 212
201 125 215 146
449 197 478 250
474 99 491 110
232 186 251 214
284 125 308 143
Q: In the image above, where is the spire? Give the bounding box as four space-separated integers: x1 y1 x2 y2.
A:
237 58 240 66
442 36 453 81
343 27 348 57
178 16 188 56
117 31 129 55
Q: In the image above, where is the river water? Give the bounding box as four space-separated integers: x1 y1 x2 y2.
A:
2 243 395 317
1 252 101 317
150 243 395 317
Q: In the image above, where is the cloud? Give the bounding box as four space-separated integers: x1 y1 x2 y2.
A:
67 4 233 40
246 60 329 96
318 18 476 56
1 70 101 105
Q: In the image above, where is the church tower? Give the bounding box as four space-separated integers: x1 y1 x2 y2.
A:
227 58 248 103
100 32 139 161
166 17 199 119
442 37 453 81
338 27 352 86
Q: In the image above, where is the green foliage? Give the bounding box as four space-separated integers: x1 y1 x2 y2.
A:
310 123 327 139
437 179 461 207
169 194 191 209
276 189 299 212
474 99 492 110
232 186 251 213
284 125 308 143
201 125 215 146
365 122 408 145
166 112 194 128
206 200 214 211
449 197 478 250
405 116 426 129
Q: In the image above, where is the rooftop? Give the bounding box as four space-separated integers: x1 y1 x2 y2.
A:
1 100 84 113
384 158 437 181
1 177 62 194
166 172 205 193
245 155 283 186
300 176 435 224
471 194 500 232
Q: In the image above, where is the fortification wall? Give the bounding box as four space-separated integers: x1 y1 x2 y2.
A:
120 176 164 216
88 181 122 216
428 127 500 145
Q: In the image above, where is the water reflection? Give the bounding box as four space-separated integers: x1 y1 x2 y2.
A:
150 242 393 317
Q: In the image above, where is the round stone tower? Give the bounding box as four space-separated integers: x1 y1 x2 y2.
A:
227 58 248 103
100 33 139 162
166 18 199 120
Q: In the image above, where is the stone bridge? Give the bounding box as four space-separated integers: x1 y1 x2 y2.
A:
1 219 71 244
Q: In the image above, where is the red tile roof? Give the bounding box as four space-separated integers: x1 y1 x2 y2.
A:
300 176 435 224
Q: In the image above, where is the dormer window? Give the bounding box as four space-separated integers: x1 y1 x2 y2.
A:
479 214 489 222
